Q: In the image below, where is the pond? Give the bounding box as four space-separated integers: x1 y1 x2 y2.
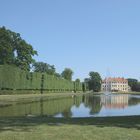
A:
0 93 140 118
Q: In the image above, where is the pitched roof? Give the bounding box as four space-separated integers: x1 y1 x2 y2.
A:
102 77 128 83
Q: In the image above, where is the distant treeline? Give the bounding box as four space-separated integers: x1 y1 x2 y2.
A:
0 65 86 93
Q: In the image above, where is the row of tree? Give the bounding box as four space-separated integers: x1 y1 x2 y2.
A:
0 26 74 82
33 62 74 81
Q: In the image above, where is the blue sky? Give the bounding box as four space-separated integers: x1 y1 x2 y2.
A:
0 0 140 81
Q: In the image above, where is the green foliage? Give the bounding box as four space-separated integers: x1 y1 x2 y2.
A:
127 78 140 92
0 65 82 92
88 71 102 92
74 79 82 92
0 26 37 71
0 27 15 64
33 62 55 75
75 78 80 83
134 82 140 92
15 40 37 71
84 78 90 91
127 78 138 91
61 68 73 81
54 73 61 78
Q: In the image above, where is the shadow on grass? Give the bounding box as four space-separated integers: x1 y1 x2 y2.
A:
0 115 140 132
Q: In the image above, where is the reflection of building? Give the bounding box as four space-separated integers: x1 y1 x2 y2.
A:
101 94 129 109
102 77 130 92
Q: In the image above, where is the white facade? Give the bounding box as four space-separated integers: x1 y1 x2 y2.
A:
102 77 130 92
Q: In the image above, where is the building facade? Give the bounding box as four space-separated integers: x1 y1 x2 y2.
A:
102 77 131 92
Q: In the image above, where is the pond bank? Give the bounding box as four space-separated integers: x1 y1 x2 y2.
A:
0 92 85 102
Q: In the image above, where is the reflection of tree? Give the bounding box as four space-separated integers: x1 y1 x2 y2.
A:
40 98 43 116
83 95 102 115
0 97 75 117
61 108 72 118
73 96 82 108
129 97 140 106
61 96 83 117
42 97 74 117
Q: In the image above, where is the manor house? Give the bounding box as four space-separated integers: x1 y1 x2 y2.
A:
102 77 130 92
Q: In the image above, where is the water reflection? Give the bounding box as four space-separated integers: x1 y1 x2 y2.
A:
0 94 140 118
100 94 129 109
83 94 102 115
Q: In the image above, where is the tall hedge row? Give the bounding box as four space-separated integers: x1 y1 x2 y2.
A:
0 65 83 92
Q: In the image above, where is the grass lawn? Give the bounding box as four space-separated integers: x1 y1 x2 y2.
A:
0 116 140 140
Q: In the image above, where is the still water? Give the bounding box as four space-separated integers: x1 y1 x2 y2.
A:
0 94 140 118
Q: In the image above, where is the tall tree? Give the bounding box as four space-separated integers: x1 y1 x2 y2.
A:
0 26 15 64
33 62 48 73
127 78 138 91
33 62 56 75
75 78 80 83
88 71 102 92
74 78 81 92
0 26 37 71
61 68 73 81
84 78 90 91
54 73 61 78
135 82 140 92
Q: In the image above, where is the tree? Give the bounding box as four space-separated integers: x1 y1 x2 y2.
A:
74 78 81 92
54 73 61 78
15 40 37 71
75 78 80 83
61 68 73 81
47 65 55 75
135 82 140 92
33 62 48 73
0 26 37 71
33 62 56 75
88 72 102 92
84 78 90 91
127 78 138 91
0 26 15 64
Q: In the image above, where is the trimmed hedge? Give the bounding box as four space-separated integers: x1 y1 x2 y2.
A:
0 65 83 92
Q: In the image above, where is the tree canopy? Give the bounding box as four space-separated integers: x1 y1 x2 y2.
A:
127 78 140 91
61 68 73 81
33 62 55 75
88 71 102 92
0 26 37 71
75 78 80 83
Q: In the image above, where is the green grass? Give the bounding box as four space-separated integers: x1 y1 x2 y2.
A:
0 116 140 140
